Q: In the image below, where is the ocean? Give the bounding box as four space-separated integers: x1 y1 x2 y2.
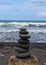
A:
0 20 46 43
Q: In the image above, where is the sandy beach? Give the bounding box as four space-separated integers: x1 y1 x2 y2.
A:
0 43 46 65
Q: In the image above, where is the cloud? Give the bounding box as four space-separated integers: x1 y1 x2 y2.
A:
37 12 46 16
32 0 46 2
0 0 46 14
0 5 12 9
0 2 11 5
32 0 46 6
0 0 31 10
0 0 40 10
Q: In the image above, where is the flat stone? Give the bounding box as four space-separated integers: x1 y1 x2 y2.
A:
20 28 26 31
19 31 28 34
44 63 46 65
15 47 29 53
0 54 4 56
17 44 30 49
19 34 30 39
18 39 30 44
16 51 30 59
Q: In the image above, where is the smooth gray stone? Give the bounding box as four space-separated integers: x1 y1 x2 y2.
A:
19 34 30 39
16 51 30 59
19 31 28 34
18 39 30 44
20 28 26 31
17 44 30 49
15 47 29 53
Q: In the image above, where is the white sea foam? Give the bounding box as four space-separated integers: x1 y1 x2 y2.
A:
28 29 46 33
37 41 46 43
0 22 29 27
0 22 46 42
0 29 46 33
8 22 46 26
0 22 46 33
0 29 19 33
0 22 46 27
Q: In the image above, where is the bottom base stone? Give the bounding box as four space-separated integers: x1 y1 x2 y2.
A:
8 55 38 65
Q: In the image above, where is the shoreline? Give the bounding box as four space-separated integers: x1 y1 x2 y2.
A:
0 42 46 48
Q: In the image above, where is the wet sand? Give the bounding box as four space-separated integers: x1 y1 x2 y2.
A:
0 43 46 65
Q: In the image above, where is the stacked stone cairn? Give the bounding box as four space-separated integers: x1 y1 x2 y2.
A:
8 28 38 65
16 28 30 59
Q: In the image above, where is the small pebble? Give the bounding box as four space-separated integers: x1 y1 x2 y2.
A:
0 54 4 56
44 63 46 65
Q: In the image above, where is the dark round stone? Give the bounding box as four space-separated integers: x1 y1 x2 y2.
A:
19 34 30 39
15 47 29 53
18 39 30 44
17 44 30 49
16 51 30 59
20 28 26 31
19 31 28 34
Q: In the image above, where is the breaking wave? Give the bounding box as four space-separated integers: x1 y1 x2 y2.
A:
0 22 46 27
0 21 46 42
0 22 46 33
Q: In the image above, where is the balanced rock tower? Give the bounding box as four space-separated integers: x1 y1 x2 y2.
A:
16 28 30 59
8 28 38 65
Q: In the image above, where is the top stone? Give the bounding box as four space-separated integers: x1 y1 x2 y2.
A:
20 28 26 31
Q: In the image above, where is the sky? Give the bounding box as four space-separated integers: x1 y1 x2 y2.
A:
0 0 46 20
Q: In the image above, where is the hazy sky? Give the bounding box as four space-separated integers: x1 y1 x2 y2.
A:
0 0 46 20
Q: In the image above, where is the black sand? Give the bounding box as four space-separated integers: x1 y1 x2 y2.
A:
0 43 46 65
